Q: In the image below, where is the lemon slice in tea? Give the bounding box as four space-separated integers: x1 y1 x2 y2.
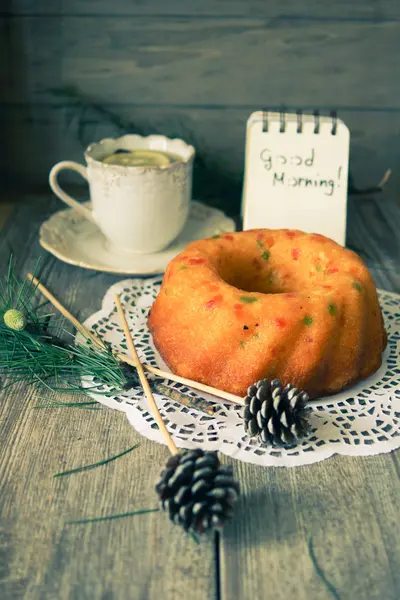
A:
102 150 172 167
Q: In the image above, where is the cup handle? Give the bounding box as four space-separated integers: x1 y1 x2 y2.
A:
49 161 94 223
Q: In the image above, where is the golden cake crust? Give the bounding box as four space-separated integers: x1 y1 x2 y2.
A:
148 229 387 399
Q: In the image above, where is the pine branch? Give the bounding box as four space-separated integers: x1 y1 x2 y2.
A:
0 259 139 396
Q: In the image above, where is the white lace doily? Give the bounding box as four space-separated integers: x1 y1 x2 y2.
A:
82 278 400 467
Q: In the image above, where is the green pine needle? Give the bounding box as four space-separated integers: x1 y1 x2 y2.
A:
0 319 137 394
33 400 100 409
53 442 140 478
65 508 159 525
0 258 139 397
308 537 340 600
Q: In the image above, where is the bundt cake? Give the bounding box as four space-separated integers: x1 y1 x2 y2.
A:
148 229 387 399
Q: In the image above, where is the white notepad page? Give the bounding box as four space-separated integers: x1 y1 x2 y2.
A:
242 111 350 245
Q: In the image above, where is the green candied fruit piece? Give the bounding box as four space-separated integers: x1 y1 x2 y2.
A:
261 250 270 260
239 340 247 348
256 239 264 249
328 303 337 316
178 265 188 271
211 234 221 239
315 264 323 272
352 282 362 292
303 315 313 326
240 296 258 304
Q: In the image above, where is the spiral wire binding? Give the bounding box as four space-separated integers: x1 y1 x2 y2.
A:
313 109 320 134
331 110 338 135
262 109 268 132
261 109 339 135
259 109 391 196
296 109 302 133
279 108 286 133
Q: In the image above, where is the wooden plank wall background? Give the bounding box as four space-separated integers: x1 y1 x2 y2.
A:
1 1 400 214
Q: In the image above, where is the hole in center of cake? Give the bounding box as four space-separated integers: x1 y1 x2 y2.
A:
218 256 296 295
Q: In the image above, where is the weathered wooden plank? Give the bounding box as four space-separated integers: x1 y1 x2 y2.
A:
0 105 244 183
220 194 400 599
220 453 400 600
0 204 14 231
0 15 11 188
1 194 399 600
348 197 400 293
0 197 216 600
0 17 9 94
0 388 215 600
1 17 400 109
7 0 400 19
1 105 399 211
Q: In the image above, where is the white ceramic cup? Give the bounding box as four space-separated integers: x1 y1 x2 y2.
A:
49 134 195 254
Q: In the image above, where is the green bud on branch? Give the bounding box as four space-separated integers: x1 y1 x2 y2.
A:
4 309 27 331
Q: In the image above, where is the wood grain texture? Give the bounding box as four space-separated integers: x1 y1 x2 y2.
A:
1 6 400 205
7 0 400 19
219 193 400 600
0 194 399 600
220 193 400 600
2 17 400 108
0 204 14 231
0 197 215 600
1 105 400 212
220 454 400 600
0 12 11 189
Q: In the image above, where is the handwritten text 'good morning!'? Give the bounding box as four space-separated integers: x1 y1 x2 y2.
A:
259 148 343 197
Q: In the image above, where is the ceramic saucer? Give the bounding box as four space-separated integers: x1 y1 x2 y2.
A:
40 201 235 275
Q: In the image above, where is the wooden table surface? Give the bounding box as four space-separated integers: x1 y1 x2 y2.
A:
0 194 399 600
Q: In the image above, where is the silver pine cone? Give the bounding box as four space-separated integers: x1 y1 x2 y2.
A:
155 449 239 534
244 379 310 447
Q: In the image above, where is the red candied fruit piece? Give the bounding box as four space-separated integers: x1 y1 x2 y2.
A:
306 336 313 343
233 303 244 318
285 293 297 298
224 234 234 241
275 317 287 328
207 283 220 292
286 231 297 239
257 233 264 241
205 294 223 310
327 267 339 274
292 248 301 260
323 284 333 290
189 257 206 265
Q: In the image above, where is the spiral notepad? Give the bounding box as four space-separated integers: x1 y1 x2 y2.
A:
242 110 350 245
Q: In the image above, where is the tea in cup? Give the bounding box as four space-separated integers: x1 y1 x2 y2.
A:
49 134 195 254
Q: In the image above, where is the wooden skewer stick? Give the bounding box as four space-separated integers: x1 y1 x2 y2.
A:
27 273 244 406
27 274 103 349
115 293 179 455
